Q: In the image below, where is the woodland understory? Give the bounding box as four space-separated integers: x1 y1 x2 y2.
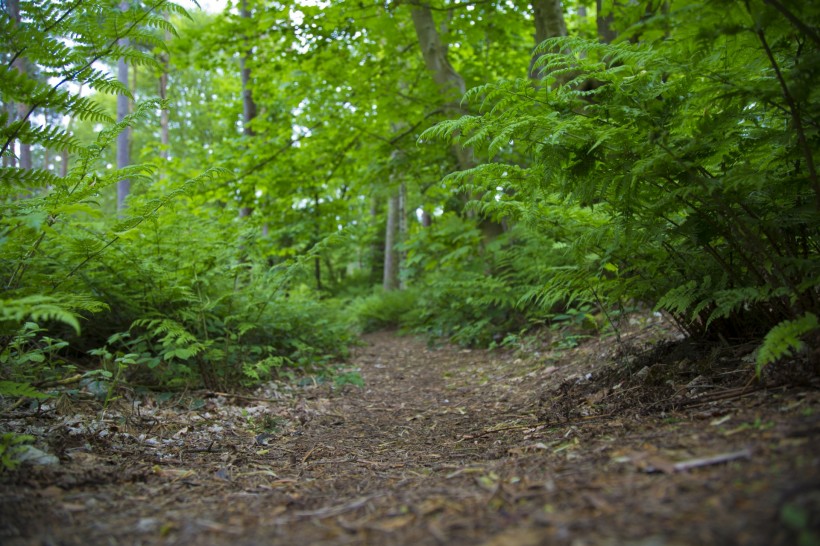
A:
1 0 819 543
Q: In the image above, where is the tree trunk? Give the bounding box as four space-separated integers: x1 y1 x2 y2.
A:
398 181 408 290
116 1 131 214
370 196 385 283
17 102 31 171
421 209 432 228
159 19 170 179
411 4 506 237
596 0 617 44
60 148 69 177
60 85 81 179
410 6 464 98
383 192 399 291
313 190 322 290
3 101 15 168
238 0 257 217
410 5 474 172
529 0 568 79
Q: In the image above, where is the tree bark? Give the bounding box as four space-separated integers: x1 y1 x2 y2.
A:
116 1 131 214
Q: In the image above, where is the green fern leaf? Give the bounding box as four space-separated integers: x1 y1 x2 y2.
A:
756 313 819 374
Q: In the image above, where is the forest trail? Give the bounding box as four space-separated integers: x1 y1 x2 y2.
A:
1 330 818 545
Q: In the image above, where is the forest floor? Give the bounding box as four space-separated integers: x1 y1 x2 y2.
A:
1 317 819 546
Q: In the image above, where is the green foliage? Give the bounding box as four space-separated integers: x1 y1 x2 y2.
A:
0 381 49 400
0 432 34 471
350 289 419 333
756 313 819 374
780 501 820 546
388 216 578 347
1 0 353 395
74 204 353 389
332 370 365 389
425 0 820 344
4 0 818 398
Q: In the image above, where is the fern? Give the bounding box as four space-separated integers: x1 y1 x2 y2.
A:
0 295 106 335
0 381 49 400
756 313 819 374
424 1 820 342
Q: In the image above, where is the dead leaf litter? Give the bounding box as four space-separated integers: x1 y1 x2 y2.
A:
1 321 818 546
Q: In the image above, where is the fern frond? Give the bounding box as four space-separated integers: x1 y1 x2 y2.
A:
756 313 819 374
0 381 50 400
0 167 63 190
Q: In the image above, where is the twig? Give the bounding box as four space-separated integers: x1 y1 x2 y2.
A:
33 374 84 388
672 449 752 472
207 391 279 403
301 444 318 464
681 385 769 408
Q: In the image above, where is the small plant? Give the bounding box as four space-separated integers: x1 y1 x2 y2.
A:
350 288 418 333
332 370 365 389
0 433 35 471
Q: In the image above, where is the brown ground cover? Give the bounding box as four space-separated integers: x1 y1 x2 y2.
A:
1 320 818 545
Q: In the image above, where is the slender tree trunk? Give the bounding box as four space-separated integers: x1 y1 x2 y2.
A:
410 6 464 98
17 103 31 171
313 191 322 291
421 209 432 228
60 84 81 178
116 1 131 214
410 5 473 172
238 0 257 218
60 148 69 177
398 181 407 290
159 19 170 179
596 0 618 44
370 196 385 283
411 4 505 237
2 101 15 168
383 192 399 291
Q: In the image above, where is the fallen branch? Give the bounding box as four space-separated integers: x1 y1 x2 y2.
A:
33 374 84 388
672 449 752 472
643 448 752 474
207 391 279 403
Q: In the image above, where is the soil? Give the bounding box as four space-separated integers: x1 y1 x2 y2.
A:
1 320 819 546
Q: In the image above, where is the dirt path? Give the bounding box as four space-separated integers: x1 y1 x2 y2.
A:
1 331 818 545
